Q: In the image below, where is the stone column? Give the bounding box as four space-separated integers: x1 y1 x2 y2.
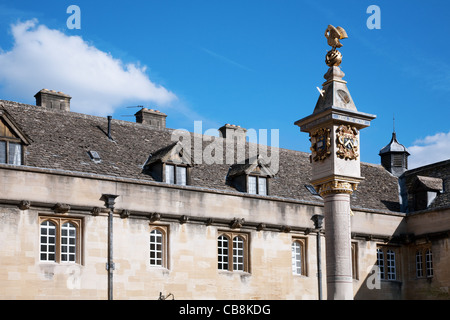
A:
322 191 353 299
316 180 356 300
294 24 376 300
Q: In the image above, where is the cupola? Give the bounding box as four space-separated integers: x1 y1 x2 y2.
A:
379 131 410 177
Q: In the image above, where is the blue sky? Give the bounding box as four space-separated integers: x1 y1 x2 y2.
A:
0 0 449 168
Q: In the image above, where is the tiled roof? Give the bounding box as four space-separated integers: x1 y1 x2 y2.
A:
0 99 401 212
411 176 443 192
404 159 450 211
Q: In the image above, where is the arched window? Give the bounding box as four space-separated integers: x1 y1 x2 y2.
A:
61 222 77 263
291 240 304 275
415 246 433 279
377 247 398 281
40 220 56 262
425 249 433 277
39 217 81 264
376 248 385 280
218 235 229 271
150 229 164 267
416 251 423 278
386 249 396 280
233 236 245 271
217 232 248 272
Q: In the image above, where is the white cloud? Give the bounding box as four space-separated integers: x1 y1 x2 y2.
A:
0 19 177 115
408 131 450 169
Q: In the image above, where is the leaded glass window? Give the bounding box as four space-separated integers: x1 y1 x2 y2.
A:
40 221 56 262
150 229 164 267
218 235 229 271
61 222 77 263
233 236 245 271
291 241 303 275
426 249 433 277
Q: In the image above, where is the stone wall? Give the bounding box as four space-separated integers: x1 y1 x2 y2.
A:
0 166 447 299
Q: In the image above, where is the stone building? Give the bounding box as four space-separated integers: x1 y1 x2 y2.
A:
0 89 448 300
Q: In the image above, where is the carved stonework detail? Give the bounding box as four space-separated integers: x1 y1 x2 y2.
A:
310 127 331 162
149 212 161 222
18 200 31 210
336 125 359 160
316 180 358 196
205 218 213 226
256 223 266 231
120 210 130 219
230 218 244 229
281 225 291 233
179 215 189 224
91 207 102 216
53 203 70 213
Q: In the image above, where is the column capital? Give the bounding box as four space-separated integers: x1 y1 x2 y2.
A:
312 176 363 197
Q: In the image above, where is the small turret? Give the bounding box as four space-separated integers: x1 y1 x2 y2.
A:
379 131 410 177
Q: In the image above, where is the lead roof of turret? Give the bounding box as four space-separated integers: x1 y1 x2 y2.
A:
379 132 410 155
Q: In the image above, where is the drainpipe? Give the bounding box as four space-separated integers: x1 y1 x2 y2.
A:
101 194 119 300
311 214 325 300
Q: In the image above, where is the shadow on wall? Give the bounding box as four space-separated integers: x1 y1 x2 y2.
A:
355 263 403 300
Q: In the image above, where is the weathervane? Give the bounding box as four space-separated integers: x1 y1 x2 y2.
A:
324 25 348 67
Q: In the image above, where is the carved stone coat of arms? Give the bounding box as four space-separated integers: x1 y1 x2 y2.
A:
336 125 359 160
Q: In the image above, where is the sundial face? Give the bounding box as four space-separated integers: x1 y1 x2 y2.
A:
337 89 351 104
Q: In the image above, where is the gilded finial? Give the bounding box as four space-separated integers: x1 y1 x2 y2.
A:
324 25 348 67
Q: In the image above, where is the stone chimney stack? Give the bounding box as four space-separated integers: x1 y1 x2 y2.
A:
35 89 71 112
218 124 247 143
135 108 167 129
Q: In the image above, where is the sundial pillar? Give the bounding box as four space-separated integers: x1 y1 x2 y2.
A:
295 25 376 300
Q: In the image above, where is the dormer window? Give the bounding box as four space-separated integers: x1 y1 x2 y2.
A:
227 155 275 195
165 163 187 186
0 141 22 165
409 175 443 211
248 176 267 195
144 141 193 186
0 109 30 165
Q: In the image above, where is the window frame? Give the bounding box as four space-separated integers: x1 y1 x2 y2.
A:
291 238 307 276
386 249 396 280
351 242 359 280
376 245 400 281
425 249 433 278
415 250 423 278
376 248 385 280
39 216 82 264
149 225 169 269
163 162 188 186
415 245 433 279
247 175 268 195
217 231 249 273
0 138 23 165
